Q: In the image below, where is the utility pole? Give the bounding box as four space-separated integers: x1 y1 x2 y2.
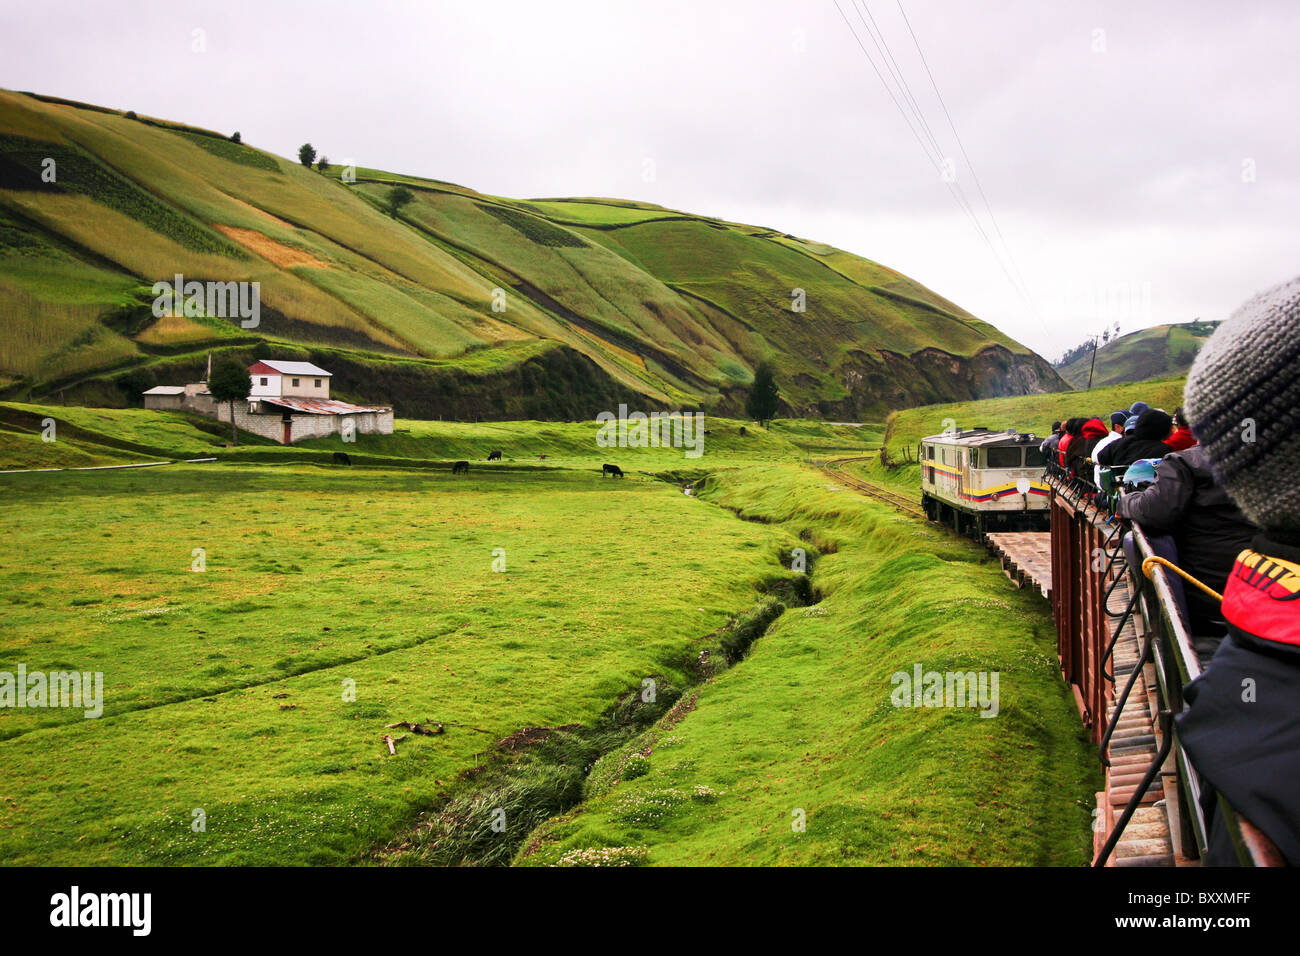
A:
1086 334 1100 390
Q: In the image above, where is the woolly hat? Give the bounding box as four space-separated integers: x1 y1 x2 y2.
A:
1184 275 1300 537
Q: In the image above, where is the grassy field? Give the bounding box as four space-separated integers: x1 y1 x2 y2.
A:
0 462 800 865
0 405 1100 866
514 464 1098 866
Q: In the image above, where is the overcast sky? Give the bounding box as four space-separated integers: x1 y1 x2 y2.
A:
3 0 1296 360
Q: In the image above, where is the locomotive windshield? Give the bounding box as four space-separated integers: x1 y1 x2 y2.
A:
986 446 1023 468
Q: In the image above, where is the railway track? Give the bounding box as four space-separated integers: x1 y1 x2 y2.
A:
821 456 926 518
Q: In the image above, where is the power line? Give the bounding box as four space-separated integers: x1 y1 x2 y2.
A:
832 0 1048 335
893 0 1042 328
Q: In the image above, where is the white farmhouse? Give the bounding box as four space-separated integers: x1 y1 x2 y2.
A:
217 360 393 444
144 358 394 445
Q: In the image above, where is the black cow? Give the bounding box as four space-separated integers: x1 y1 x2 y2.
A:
738 426 748 437
602 463 624 478
332 452 351 466
452 460 470 475
487 450 502 461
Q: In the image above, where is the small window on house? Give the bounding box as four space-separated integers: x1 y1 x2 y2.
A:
260 377 268 386
292 378 300 387
314 379 321 387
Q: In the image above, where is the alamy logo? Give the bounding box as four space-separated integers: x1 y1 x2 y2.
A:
890 664 999 718
151 274 260 328
595 405 705 459
0 666 103 718
50 886 151 936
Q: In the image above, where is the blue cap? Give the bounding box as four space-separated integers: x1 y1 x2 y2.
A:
1124 415 1139 433
1130 401 1149 416
1110 410 1129 427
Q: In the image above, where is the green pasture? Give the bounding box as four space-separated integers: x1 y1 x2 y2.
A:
516 464 1098 866
0 463 797 864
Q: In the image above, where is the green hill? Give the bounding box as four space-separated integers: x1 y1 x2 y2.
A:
1058 321 1219 389
0 89 1065 419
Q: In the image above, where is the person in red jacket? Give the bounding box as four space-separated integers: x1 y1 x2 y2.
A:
1165 407 1197 451
1057 417 1084 467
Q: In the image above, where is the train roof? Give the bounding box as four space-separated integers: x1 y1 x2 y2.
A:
920 427 1040 447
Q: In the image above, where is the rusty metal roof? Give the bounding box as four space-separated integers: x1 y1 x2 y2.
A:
257 396 389 416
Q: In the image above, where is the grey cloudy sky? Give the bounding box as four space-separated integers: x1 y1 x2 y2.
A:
3 0 1296 359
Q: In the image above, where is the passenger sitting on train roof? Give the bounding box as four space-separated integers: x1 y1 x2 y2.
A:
1165 407 1198 452
1091 411 1129 486
1115 444 1257 651
1040 421 1063 457
1065 417 1108 476
1173 273 1300 866
1096 408 1174 470
1056 417 1085 466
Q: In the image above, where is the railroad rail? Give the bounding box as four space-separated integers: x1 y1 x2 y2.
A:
821 456 926 518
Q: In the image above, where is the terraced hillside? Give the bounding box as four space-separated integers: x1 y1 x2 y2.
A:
1058 321 1219 389
0 89 1064 418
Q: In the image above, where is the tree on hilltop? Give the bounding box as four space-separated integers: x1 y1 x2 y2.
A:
298 143 317 167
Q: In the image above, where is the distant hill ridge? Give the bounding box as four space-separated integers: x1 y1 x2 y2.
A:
1058 321 1220 389
0 88 1065 419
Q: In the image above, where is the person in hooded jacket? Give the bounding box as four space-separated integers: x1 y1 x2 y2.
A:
1115 444 1258 650
1065 417 1109 477
1057 417 1085 467
1173 274 1300 865
1165 407 1198 451
1097 408 1174 469
1040 421 1063 458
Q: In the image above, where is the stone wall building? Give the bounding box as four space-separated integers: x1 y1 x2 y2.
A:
146 359 393 445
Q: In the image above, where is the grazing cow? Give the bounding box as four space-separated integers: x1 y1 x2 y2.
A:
487 450 502 461
452 460 469 475
739 426 748 436
332 452 351 466
602 463 624 478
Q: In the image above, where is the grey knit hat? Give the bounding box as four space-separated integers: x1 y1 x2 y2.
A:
1184 275 1300 536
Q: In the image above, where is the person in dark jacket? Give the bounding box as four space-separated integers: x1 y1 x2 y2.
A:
1064 417 1109 479
1115 444 1258 644
1174 273 1300 866
1040 421 1063 458
1096 408 1174 469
